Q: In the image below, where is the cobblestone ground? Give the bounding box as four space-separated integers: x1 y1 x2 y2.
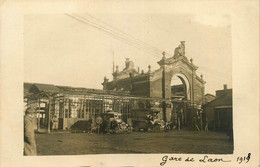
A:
35 131 233 155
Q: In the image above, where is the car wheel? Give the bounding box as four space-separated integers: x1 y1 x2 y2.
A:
114 127 119 133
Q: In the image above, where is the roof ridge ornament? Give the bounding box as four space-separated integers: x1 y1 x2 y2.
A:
190 58 193 64
162 51 166 59
148 65 151 73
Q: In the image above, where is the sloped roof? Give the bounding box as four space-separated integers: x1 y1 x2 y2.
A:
24 83 34 97
24 82 33 92
203 91 232 108
214 105 232 109
203 93 216 104
30 83 60 93
25 82 133 97
205 93 215 98
105 73 149 91
56 85 131 96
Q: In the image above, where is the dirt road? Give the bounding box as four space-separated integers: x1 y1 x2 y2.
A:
35 131 233 155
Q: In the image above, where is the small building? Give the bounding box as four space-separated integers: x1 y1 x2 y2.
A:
203 93 216 104
203 84 232 131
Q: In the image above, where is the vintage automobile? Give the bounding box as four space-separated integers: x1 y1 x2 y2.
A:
100 111 130 133
131 108 161 132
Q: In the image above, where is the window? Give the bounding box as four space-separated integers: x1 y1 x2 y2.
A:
65 109 69 118
81 104 85 118
70 104 78 118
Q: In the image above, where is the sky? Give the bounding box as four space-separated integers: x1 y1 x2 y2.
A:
24 2 232 95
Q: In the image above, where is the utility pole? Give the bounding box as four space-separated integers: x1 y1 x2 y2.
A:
190 58 195 130
200 109 203 131
63 96 66 130
47 96 51 133
162 51 167 122
37 95 40 132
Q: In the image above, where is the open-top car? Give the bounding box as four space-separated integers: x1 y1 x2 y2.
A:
100 111 130 133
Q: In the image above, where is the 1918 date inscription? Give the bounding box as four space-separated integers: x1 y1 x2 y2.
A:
160 153 251 166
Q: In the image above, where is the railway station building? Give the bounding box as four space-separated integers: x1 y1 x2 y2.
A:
102 41 206 127
24 41 206 132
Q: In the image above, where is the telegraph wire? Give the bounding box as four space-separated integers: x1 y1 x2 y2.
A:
65 13 232 81
72 13 170 57
83 13 231 78
82 13 167 56
198 70 232 80
199 66 232 77
187 56 232 77
67 14 158 56
198 71 232 81
65 13 162 58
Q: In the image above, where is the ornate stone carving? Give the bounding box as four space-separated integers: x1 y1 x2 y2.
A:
174 41 185 59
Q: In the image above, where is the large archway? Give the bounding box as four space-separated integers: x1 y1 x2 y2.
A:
170 73 191 101
103 42 206 128
170 73 191 128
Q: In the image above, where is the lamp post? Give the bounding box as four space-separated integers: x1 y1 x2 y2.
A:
162 52 167 122
47 96 51 133
37 95 40 132
190 58 194 129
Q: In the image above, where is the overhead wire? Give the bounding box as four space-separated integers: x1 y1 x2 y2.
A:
76 14 161 57
83 13 168 56
199 66 232 77
186 55 232 77
198 70 232 80
66 13 162 58
198 71 232 81
65 13 232 81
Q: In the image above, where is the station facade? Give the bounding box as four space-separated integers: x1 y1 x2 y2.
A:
24 41 206 132
102 41 206 126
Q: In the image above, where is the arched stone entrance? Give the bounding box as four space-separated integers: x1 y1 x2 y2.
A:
170 73 191 128
103 41 206 128
155 43 205 124
170 73 191 101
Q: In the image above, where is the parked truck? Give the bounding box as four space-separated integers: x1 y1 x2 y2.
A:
131 108 161 132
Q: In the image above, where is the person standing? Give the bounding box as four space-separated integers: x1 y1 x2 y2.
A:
24 107 37 156
106 116 111 134
52 115 58 131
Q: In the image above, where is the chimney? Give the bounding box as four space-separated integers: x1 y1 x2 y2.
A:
224 84 227 90
125 58 130 69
